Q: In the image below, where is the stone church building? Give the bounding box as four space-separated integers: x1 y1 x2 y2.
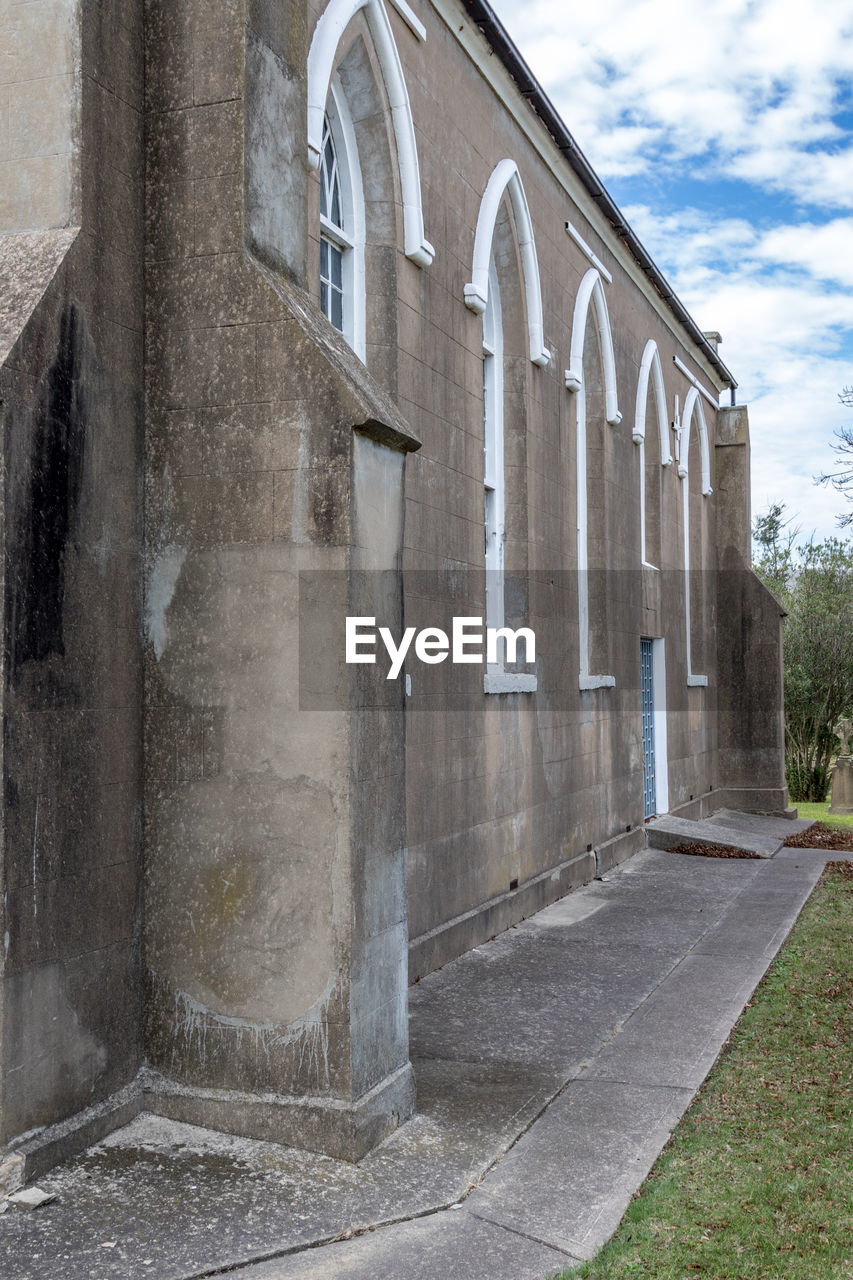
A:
0 0 787 1174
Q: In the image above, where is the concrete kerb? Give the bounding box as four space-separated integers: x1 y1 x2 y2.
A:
0 830 836 1280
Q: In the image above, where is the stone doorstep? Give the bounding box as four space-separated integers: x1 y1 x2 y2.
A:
709 808 815 838
645 813 782 858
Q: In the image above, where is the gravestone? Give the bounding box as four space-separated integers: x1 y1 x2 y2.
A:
829 718 853 816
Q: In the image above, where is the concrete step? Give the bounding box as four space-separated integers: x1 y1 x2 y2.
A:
645 814 782 858
709 808 815 840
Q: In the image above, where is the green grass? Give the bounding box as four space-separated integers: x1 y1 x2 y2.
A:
553 862 853 1280
796 800 853 832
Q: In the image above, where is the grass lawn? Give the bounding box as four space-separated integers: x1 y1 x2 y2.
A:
796 800 853 832
554 862 853 1280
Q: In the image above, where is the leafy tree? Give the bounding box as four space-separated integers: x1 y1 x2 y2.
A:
816 387 853 528
753 505 853 802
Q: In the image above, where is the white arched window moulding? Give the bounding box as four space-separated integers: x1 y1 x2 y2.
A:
306 0 434 268
678 386 712 687
677 386 712 495
565 268 621 691
633 339 672 567
463 159 551 368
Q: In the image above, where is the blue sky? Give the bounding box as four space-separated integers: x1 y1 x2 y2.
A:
491 0 853 541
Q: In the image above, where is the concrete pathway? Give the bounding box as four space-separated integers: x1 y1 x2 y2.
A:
0 821 844 1280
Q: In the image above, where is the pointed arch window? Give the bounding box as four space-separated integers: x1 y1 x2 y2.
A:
483 258 504 640
633 339 672 570
307 0 433 267
677 388 712 687
481 252 536 694
319 116 345 332
318 84 365 357
565 268 620 691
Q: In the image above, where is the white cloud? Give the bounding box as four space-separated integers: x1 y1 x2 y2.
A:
756 220 853 288
492 0 853 206
619 205 853 536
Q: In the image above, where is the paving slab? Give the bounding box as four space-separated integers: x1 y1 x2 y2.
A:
693 865 822 959
0 844 826 1280
466 1079 694 1259
774 846 853 864
583 951 776 1089
236 1209 576 1280
646 813 781 857
410 924 682 1071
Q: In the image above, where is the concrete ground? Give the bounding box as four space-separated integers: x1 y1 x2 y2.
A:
0 816 845 1280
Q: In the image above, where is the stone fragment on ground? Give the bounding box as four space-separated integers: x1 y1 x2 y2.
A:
5 1188 56 1211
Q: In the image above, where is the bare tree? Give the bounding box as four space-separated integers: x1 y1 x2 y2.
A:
816 388 853 527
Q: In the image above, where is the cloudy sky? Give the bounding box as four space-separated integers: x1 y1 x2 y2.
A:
490 0 853 542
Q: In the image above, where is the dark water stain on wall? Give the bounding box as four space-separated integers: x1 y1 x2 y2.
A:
9 303 87 682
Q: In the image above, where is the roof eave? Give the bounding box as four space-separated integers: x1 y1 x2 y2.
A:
458 0 738 394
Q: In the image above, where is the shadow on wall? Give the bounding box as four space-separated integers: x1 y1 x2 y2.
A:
10 302 87 681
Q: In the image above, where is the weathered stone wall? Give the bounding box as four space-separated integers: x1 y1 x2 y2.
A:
714 406 787 806
142 0 418 1159
0 0 80 233
0 0 144 1145
325 0 755 973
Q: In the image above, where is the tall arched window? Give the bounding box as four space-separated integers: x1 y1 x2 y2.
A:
480 225 536 695
679 388 712 686
483 258 504 643
633 340 671 570
318 82 365 358
566 268 620 690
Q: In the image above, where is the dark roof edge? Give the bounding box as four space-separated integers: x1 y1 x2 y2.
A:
458 0 738 393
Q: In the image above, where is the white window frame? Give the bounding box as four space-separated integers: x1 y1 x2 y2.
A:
565 268 619 691
319 79 365 360
483 259 505 638
482 258 536 694
678 388 711 687
633 338 672 571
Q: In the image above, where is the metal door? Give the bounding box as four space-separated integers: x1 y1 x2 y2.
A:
641 639 656 818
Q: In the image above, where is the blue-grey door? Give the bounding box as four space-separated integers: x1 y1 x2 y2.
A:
641 639 656 819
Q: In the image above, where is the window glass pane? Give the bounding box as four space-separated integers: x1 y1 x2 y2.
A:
323 134 335 181
319 110 349 342
331 287 343 333
321 116 343 231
